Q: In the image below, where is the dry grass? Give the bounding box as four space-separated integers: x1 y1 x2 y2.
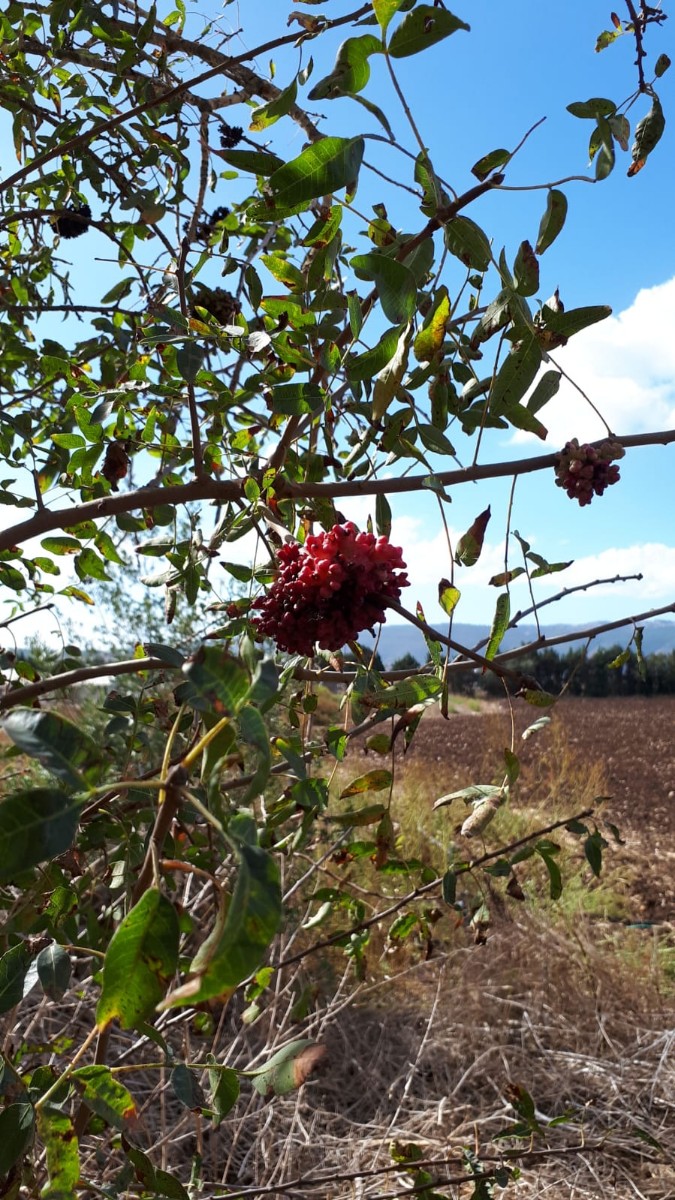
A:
8 902 674 1199
5 700 674 1200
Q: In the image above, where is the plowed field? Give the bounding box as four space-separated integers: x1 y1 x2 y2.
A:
396 696 675 921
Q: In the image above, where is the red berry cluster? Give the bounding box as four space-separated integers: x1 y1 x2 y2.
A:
554 438 624 506
252 522 409 656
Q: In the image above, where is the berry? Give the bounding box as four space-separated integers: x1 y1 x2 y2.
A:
219 123 243 150
252 522 409 656
53 202 92 239
554 438 624 506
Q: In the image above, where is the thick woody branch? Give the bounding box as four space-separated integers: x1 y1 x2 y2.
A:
2 430 674 555
0 656 168 712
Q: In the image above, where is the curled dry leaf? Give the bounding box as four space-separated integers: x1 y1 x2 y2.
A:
293 1044 327 1088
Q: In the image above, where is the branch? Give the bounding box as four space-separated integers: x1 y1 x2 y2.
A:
489 599 675 665
383 596 534 689
280 428 675 499
1 429 673 557
273 808 595 969
0 656 167 712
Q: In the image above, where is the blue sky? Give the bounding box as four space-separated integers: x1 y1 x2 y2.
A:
5 1 675 640
215 1 675 629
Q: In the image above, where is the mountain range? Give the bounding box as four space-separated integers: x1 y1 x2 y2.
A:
359 618 675 669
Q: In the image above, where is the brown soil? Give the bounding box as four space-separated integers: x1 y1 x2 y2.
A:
396 695 675 922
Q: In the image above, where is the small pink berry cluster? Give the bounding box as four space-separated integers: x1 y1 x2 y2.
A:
252 522 409 656
554 438 624 506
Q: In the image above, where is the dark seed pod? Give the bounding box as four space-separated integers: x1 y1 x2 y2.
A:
189 286 240 325
191 206 231 245
53 202 92 239
218 123 243 150
101 440 130 491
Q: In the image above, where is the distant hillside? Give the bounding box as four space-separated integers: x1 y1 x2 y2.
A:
360 618 675 669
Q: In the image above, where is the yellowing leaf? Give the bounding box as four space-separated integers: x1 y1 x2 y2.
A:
340 770 392 797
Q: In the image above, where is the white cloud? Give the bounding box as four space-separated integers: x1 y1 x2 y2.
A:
514 275 675 445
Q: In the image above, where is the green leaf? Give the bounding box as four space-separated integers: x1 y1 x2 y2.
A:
248 1040 326 1097
655 53 671 78
40 535 82 555
72 1065 137 1128
438 579 460 616
208 1062 240 1126
634 626 647 680
267 136 365 211
372 0 406 33
567 97 616 119
0 944 30 1015
413 286 450 362
441 869 457 905
417 423 455 456
375 492 392 537
595 27 623 52
340 770 392 797
0 1103 34 1176
536 189 568 254
529 558 572 579
513 240 539 297
250 77 297 130
219 148 284 176
101 277 135 303
527 369 561 413
329 803 387 826
434 783 502 810
161 844 281 1007
471 147 510 181
504 402 547 440
629 94 666 174
444 216 491 271
176 342 205 383
347 324 401 382
270 382 323 415
388 5 469 57
486 593 510 661
389 912 418 941
0 788 82 884
362 675 442 709
504 747 520 785
455 506 491 567
2 708 97 788
96 889 180 1030
176 648 250 715
608 646 630 669
123 1144 189 1200
489 567 525 587
371 323 411 420
522 689 557 708
537 843 562 900
36 943 71 1001
539 302 612 339
36 1106 79 1200
75 547 111 582
308 35 382 99
584 830 604 877
0 560 24 591
170 1063 205 1111
237 704 272 803
351 252 417 324
490 332 542 414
